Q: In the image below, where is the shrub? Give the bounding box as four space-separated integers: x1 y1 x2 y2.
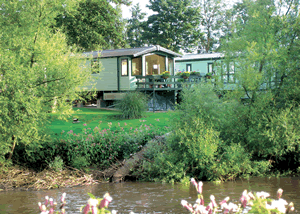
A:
48 156 64 172
12 122 169 171
137 83 272 182
117 91 149 119
71 156 89 170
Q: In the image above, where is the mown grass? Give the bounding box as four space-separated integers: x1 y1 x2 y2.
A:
49 108 177 136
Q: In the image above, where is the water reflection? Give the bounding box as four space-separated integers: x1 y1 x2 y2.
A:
0 177 299 213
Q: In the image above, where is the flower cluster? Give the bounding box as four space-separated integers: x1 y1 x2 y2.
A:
190 71 200 76
38 193 66 214
161 71 171 77
59 121 167 169
181 178 295 214
81 193 114 214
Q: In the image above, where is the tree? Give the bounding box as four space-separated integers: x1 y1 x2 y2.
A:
220 0 300 103
143 0 201 53
56 0 129 51
195 0 227 53
215 0 300 166
0 0 91 162
126 3 147 48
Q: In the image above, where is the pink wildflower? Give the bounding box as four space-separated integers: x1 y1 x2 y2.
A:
124 122 127 126
277 188 283 199
198 181 203 194
240 190 248 208
181 200 194 213
44 196 49 206
82 204 90 214
49 207 54 214
220 197 230 206
99 193 113 209
83 123 87 126
38 202 42 211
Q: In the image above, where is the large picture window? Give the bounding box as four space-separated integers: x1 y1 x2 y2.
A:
121 59 128 76
145 54 166 75
132 57 142 76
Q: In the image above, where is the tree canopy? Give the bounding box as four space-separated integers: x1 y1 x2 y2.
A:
56 0 128 51
0 0 91 162
195 0 227 53
126 3 147 48
143 0 201 53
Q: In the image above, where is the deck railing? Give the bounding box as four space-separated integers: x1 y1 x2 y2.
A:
135 75 206 90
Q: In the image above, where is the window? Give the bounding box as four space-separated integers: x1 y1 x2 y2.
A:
132 57 142 76
220 61 235 83
145 54 166 75
186 64 192 72
121 59 128 76
168 58 173 73
91 59 100 74
208 63 213 74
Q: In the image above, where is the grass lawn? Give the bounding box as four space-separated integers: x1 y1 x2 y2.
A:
49 108 177 136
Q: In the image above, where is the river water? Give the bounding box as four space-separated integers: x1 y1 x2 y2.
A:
0 177 299 214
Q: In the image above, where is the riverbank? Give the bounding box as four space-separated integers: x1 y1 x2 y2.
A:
0 165 100 191
0 133 170 192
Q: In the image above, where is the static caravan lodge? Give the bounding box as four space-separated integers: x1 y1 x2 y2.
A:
81 45 182 108
174 52 223 76
175 52 241 91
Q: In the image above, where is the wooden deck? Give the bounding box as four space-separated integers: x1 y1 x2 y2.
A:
134 75 207 112
135 75 205 91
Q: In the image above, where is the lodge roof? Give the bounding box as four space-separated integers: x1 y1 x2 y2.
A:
83 45 182 58
175 52 223 61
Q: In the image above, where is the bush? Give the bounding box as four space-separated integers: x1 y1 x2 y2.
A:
12 122 169 171
137 83 273 182
48 156 64 172
71 156 89 170
117 91 149 119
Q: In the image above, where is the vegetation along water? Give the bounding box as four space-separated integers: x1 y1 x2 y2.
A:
1 0 300 213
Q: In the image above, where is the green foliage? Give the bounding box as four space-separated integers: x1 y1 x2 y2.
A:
117 92 149 119
56 0 128 51
71 156 89 170
48 156 64 172
195 0 227 52
144 0 201 52
250 197 280 214
0 0 91 161
13 122 169 171
137 84 272 182
126 3 147 48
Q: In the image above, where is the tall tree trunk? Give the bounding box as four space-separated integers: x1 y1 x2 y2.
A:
7 135 16 160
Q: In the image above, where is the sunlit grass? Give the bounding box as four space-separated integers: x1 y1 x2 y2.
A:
49 108 177 136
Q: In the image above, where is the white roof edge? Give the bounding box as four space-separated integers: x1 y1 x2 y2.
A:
175 53 224 61
134 45 182 57
133 46 157 57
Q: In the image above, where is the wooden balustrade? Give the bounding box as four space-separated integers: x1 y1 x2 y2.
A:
135 75 204 90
